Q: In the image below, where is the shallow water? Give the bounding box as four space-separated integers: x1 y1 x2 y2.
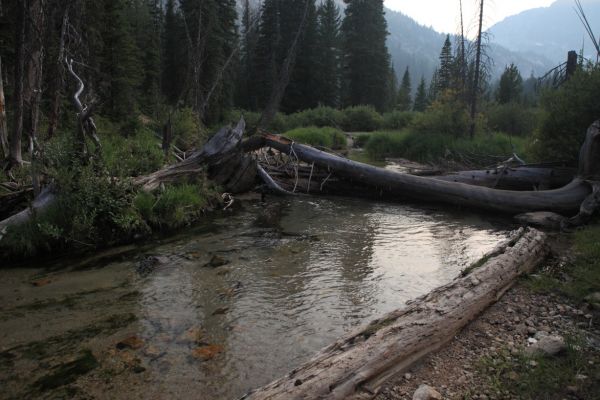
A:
0 197 509 399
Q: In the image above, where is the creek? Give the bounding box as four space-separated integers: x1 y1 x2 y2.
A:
0 193 510 399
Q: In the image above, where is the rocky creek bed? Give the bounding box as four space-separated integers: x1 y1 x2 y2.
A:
0 196 509 400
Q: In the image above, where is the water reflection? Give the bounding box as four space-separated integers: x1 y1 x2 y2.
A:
0 196 509 400
132 197 507 399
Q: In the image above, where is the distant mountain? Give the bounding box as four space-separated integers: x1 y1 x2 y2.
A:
488 0 600 65
384 8 554 89
236 1 555 89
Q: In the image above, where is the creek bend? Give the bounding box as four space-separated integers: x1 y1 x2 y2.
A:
0 196 509 399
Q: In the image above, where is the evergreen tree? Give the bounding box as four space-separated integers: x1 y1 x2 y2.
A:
496 63 523 104
162 0 184 105
237 0 259 110
428 68 439 102
179 0 238 123
282 0 319 112
413 76 429 112
341 0 392 112
315 0 341 108
98 0 143 120
253 0 282 109
397 67 412 111
437 34 454 93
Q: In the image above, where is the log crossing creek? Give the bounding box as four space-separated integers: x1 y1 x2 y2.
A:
0 194 512 400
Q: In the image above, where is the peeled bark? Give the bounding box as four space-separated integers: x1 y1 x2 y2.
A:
243 228 548 400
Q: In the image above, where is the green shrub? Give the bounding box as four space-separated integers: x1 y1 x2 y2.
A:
287 106 345 129
364 131 408 158
409 99 470 136
382 111 416 130
283 127 347 150
530 66 600 163
365 130 525 163
1 161 146 259
134 183 215 229
224 109 262 130
171 107 206 151
352 133 372 148
341 105 383 132
102 127 163 177
486 102 539 136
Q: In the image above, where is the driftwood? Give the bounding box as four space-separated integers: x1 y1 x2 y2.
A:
242 228 548 400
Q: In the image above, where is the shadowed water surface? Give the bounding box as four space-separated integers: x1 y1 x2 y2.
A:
0 197 509 399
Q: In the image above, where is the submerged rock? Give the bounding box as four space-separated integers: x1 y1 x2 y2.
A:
137 255 169 276
116 336 145 350
191 344 223 361
203 255 230 268
34 350 98 390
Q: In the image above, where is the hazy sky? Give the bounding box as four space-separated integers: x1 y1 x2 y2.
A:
383 0 556 35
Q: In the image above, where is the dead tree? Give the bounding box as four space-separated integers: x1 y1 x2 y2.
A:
0 57 8 158
8 0 26 168
469 0 484 139
66 58 101 159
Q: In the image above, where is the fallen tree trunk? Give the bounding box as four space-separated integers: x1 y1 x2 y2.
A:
253 133 591 215
0 186 54 240
242 228 548 400
432 164 575 190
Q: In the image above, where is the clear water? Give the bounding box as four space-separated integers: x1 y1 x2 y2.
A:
0 197 508 399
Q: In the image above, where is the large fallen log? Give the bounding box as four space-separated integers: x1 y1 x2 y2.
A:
433 164 575 190
252 133 592 215
242 228 548 400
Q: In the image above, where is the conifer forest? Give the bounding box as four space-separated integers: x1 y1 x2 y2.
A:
0 0 599 399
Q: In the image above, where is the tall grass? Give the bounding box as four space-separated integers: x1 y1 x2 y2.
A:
364 130 526 164
283 127 347 150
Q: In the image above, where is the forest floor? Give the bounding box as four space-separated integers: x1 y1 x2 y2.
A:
375 235 600 400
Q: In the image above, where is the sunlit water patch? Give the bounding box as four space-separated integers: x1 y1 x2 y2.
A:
0 197 509 399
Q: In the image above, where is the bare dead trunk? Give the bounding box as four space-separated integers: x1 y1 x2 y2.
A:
8 0 26 167
243 228 548 400
0 57 8 158
468 0 484 139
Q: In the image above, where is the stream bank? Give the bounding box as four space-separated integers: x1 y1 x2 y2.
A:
376 233 600 400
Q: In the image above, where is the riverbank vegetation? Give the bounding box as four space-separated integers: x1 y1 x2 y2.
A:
1 0 599 263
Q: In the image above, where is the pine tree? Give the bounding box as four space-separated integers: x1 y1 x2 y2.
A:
99 0 143 120
496 63 523 104
282 0 319 112
237 0 259 110
428 68 439 103
315 0 341 108
397 67 412 111
341 0 392 112
162 0 185 105
413 76 429 112
254 0 282 109
437 34 454 93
